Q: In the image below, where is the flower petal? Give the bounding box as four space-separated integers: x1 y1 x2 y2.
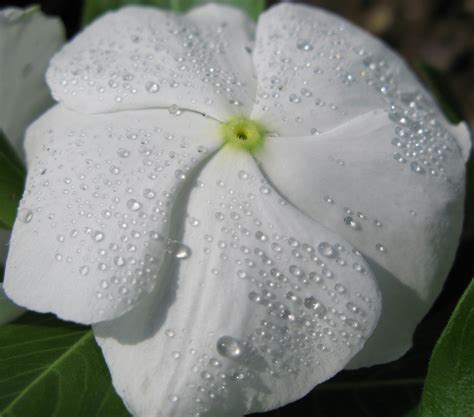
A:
4 105 221 324
0 283 25 325
251 3 456 138
0 6 64 159
94 147 381 417
257 109 467 367
47 4 256 120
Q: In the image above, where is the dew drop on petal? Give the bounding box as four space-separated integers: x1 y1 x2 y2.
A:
216 335 243 359
188 217 200 227
168 104 182 115
344 216 360 230
303 296 327 317
92 231 105 242
127 198 142 211
79 265 89 276
297 39 313 51
18 208 33 223
143 188 156 199
145 81 160 93
317 242 337 258
376 243 386 253
410 161 425 174
168 240 192 259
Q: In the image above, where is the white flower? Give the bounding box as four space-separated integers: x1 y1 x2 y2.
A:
0 6 64 325
3 3 470 416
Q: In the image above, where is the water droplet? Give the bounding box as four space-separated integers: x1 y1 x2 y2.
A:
249 291 261 303
289 265 303 277
304 296 327 317
145 81 160 93
109 165 120 175
114 255 126 267
334 283 346 294
376 243 386 253
216 335 243 359
259 185 271 195
18 208 33 223
168 241 191 259
143 188 156 199
410 161 425 174
318 242 337 258
79 265 89 276
175 169 186 180
201 371 213 380
289 94 301 103
92 231 105 242
344 216 360 230
324 196 334 205
353 263 365 273
117 148 130 158
238 170 248 180
188 217 200 227
297 39 313 51
127 199 142 211
168 104 182 115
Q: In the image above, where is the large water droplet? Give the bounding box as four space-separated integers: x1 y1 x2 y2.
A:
318 242 337 258
216 335 243 359
167 240 191 259
168 104 182 115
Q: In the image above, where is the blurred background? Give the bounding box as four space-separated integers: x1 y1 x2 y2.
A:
0 1 472 416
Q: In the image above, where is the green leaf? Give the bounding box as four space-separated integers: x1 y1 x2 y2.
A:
418 280 474 417
0 130 25 230
82 0 169 26
0 313 130 417
82 0 265 26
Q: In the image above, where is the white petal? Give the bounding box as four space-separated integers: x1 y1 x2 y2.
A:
47 4 256 120
251 3 459 141
447 121 471 163
4 105 221 324
0 6 64 159
257 109 467 367
94 147 381 417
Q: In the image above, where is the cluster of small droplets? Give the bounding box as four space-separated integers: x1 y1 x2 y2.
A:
361 58 459 180
253 6 462 181
162 166 377 415
18 118 212 317
322 196 387 255
48 8 253 114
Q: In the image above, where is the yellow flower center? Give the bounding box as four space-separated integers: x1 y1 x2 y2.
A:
221 117 267 153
